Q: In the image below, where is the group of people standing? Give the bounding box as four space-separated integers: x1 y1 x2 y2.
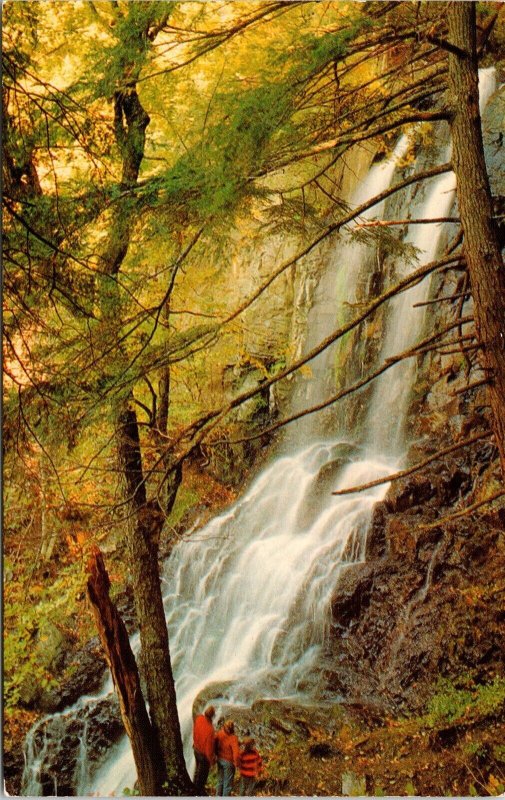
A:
193 706 263 796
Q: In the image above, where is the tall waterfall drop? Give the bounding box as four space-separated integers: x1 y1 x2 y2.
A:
21 68 497 798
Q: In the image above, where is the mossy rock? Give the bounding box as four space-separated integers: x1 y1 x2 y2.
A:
18 622 74 708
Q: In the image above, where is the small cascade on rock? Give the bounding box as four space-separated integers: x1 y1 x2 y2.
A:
21 68 497 797
291 134 410 438
383 532 447 687
21 684 122 796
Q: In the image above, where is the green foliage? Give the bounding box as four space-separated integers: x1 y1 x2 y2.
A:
2 1 40 66
167 485 200 530
463 740 487 758
493 744 505 763
153 78 295 223
292 14 374 78
95 3 174 98
147 11 378 225
123 785 140 796
3 562 85 711
263 735 291 786
423 676 505 727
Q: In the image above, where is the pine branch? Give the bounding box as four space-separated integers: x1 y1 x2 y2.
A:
216 316 473 447
331 431 492 496
225 162 452 326
418 489 505 531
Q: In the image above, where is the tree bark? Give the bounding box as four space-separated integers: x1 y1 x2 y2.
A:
447 2 505 477
94 11 193 793
116 407 192 795
86 547 166 796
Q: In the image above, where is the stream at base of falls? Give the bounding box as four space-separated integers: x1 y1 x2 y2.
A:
20 67 497 799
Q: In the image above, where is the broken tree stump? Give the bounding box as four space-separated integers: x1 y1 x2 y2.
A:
86 545 167 795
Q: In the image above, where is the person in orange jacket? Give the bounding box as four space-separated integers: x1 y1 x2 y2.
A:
215 719 240 796
238 737 263 796
193 705 216 794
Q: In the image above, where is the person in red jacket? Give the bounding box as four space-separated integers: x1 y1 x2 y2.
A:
193 705 216 794
215 719 240 796
238 737 263 796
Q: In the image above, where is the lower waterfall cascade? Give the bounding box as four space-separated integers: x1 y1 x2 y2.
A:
20 68 497 797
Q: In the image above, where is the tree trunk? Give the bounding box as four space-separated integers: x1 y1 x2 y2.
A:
156 297 171 441
94 24 193 790
447 2 505 478
116 407 193 795
87 547 166 796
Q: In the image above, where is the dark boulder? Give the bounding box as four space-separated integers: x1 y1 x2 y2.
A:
331 562 377 631
40 637 107 713
385 475 435 513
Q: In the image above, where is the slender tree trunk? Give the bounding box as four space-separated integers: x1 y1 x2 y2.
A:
87 547 166 796
93 18 193 790
116 408 192 795
447 2 505 478
156 301 171 439
38 454 50 561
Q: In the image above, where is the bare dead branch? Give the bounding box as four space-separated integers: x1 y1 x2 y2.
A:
418 488 505 530
413 289 470 308
331 431 491 496
453 377 490 396
357 217 460 229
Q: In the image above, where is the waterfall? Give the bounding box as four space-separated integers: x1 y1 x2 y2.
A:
368 66 496 455
86 137 427 798
21 68 496 798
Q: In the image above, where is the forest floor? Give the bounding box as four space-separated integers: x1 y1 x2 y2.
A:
209 697 505 797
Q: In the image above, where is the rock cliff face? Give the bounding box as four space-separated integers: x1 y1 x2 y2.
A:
327 431 504 712
202 145 374 486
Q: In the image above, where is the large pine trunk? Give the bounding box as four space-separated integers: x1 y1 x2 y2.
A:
447 2 505 477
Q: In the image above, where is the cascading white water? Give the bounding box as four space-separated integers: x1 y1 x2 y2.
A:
85 137 425 798
365 157 457 454
21 68 496 797
368 66 496 455
292 135 411 433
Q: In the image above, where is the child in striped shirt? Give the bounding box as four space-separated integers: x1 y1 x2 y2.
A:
238 737 263 796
